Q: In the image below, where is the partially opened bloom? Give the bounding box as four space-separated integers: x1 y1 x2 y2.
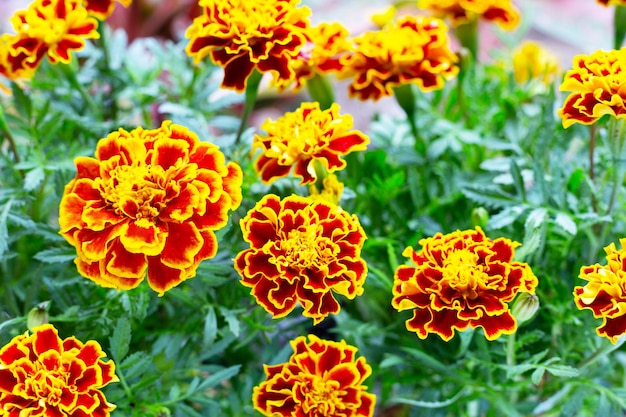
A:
558 49 626 128
417 0 520 30
0 324 117 416
235 194 367 324
253 335 375 417
574 239 626 343
185 0 311 92
339 16 458 101
9 0 99 66
392 227 538 341
253 102 369 184
82 0 132 20
273 22 353 91
512 40 561 85
59 120 243 295
308 174 344 207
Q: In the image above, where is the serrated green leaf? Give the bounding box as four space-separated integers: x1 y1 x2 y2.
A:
545 364 580 378
120 351 152 381
23 167 45 192
33 247 76 264
109 317 131 362
0 200 12 257
554 212 577 235
219 307 240 337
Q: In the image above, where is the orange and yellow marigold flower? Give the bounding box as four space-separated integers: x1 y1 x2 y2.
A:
574 239 626 343
235 194 367 324
0 324 117 417
417 0 520 30
185 0 311 92
339 16 458 101
9 0 99 67
253 335 376 417
82 0 132 20
392 227 538 341
274 22 353 91
59 120 243 295
558 48 626 128
253 102 369 185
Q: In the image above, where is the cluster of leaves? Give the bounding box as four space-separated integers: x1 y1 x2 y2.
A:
2 8 626 417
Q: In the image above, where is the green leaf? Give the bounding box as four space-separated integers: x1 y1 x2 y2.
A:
219 307 240 337
554 212 577 235
109 317 132 362
33 247 76 264
194 365 241 393
23 167 45 192
389 388 468 408
0 200 12 257
203 306 217 347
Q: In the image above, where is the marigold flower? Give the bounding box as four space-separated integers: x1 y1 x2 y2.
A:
574 239 626 343
512 40 561 85
59 120 243 295
274 22 353 91
0 324 118 416
9 0 99 66
417 0 520 30
392 227 538 341
253 102 369 185
339 16 458 101
597 0 626 6
82 0 132 19
185 0 311 92
235 194 367 324
253 335 376 417
558 49 626 128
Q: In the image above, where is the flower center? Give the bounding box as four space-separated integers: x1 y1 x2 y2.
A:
301 378 342 416
100 164 167 222
24 366 66 408
282 226 332 270
43 19 70 45
442 249 484 299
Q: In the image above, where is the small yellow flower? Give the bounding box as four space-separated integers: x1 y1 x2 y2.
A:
512 41 561 85
597 0 626 6
309 174 344 207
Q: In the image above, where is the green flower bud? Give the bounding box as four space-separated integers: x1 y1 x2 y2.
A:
511 293 539 325
471 207 489 229
27 301 50 330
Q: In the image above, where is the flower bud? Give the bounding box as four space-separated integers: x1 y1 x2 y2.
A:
511 293 539 325
471 207 489 229
27 301 50 331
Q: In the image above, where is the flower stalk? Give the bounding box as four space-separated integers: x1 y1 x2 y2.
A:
235 69 263 145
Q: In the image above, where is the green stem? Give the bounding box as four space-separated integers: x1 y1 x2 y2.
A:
392 83 425 156
614 5 626 50
589 124 599 213
234 69 263 145
96 24 118 121
0 105 22 168
605 118 626 216
59 62 99 117
454 17 479 59
114 364 135 402
306 73 335 110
